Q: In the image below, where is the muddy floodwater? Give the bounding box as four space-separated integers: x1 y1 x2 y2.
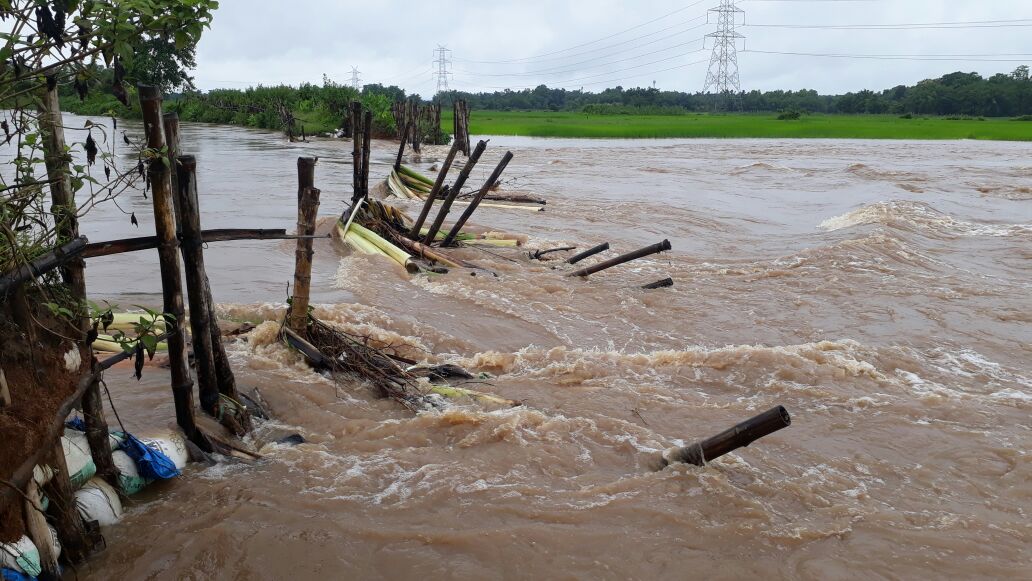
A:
12 116 1031 579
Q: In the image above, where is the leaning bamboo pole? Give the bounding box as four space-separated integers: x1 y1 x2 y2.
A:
138 84 205 449
423 140 488 244
441 151 514 247
409 139 462 238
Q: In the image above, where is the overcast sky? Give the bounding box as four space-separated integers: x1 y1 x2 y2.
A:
192 1 1032 96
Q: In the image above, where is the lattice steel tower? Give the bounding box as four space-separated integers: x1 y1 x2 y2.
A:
703 0 744 109
350 66 361 90
433 45 453 93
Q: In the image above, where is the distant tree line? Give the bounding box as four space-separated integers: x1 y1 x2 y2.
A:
434 66 1032 117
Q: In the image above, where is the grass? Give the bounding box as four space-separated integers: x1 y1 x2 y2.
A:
442 111 1032 141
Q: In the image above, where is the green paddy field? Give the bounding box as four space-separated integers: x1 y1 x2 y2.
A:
443 110 1032 141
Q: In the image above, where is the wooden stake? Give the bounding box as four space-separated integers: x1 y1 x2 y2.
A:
394 118 412 171
175 155 220 416
289 186 321 334
138 84 204 449
568 240 672 278
409 139 462 238
441 151 514 247
350 102 364 203
423 140 488 244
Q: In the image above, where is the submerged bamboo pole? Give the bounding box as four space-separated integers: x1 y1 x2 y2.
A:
567 242 609 265
175 155 220 416
138 84 204 449
568 240 672 278
659 406 791 468
441 151 514 247
423 139 488 244
289 186 321 333
409 139 462 238
642 277 674 289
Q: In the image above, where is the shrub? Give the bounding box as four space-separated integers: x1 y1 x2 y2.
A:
777 110 801 120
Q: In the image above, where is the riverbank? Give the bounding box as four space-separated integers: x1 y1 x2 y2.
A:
446 110 1032 141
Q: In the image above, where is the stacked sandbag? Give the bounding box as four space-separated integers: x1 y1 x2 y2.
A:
74 479 123 527
0 526 57 580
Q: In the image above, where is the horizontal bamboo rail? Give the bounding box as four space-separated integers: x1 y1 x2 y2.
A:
83 229 325 258
0 236 88 295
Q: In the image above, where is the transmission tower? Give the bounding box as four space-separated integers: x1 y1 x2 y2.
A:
432 45 453 93
350 66 361 90
703 0 744 110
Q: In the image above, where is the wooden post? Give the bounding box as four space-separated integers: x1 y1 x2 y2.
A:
409 139 462 238
175 155 220 416
361 110 372 199
350 102 364 203
138 84 204 449
568 240 672 278
410 100 421 153
163 112 182 223
82 370 117 487
42 442 88 563
297 156 316 203
289 187 321 333
423 140 488 244
41 85 118 500
441 151 514 247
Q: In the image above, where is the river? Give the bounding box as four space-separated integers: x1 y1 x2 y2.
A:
8 114 1031 579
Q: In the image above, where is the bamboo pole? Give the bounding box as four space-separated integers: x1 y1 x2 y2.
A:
423 140 488 244
659 406 791 468
568 240 672 278
441 151 514 247
289 186 321 333
138 84 204 449
83 229 315 258
0 236 88 295
409 139 462 238
394 118 412 171
175 155 219 416
351 102 363 202
567 242 610 265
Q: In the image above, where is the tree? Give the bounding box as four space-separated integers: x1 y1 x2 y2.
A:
128 38 198 93
1013 65 1030 82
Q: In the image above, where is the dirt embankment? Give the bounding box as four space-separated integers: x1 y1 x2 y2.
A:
0 292 85 542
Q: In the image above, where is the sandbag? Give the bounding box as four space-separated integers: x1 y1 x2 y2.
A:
61 430 96 488
1 567 35 581
112 450 152 495
138 430 189 471
0 536 40 578
74 478 123 526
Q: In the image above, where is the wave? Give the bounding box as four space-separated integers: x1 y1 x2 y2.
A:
819 201 1032 238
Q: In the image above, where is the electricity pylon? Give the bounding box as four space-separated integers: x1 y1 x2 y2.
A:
703 0 744 110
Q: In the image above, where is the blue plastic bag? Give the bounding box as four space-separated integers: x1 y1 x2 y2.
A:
64 416 86 432
2 568 35 581
120 434 180 480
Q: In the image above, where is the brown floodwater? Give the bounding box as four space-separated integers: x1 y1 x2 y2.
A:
6 114 1031 579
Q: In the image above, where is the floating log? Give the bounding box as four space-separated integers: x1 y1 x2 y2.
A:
176 155 220 416
442 151 514 247
659 406 791 468
642 277 674 289
566 242 609 265
139 84 204 449
289 186 321 333
83 229 318 258
409 139 462 238
569 240 671 278
423 140 488 244
0 236 87 296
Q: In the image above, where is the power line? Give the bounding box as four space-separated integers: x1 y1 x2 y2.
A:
743 49 1032 62
743 18 1032 30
